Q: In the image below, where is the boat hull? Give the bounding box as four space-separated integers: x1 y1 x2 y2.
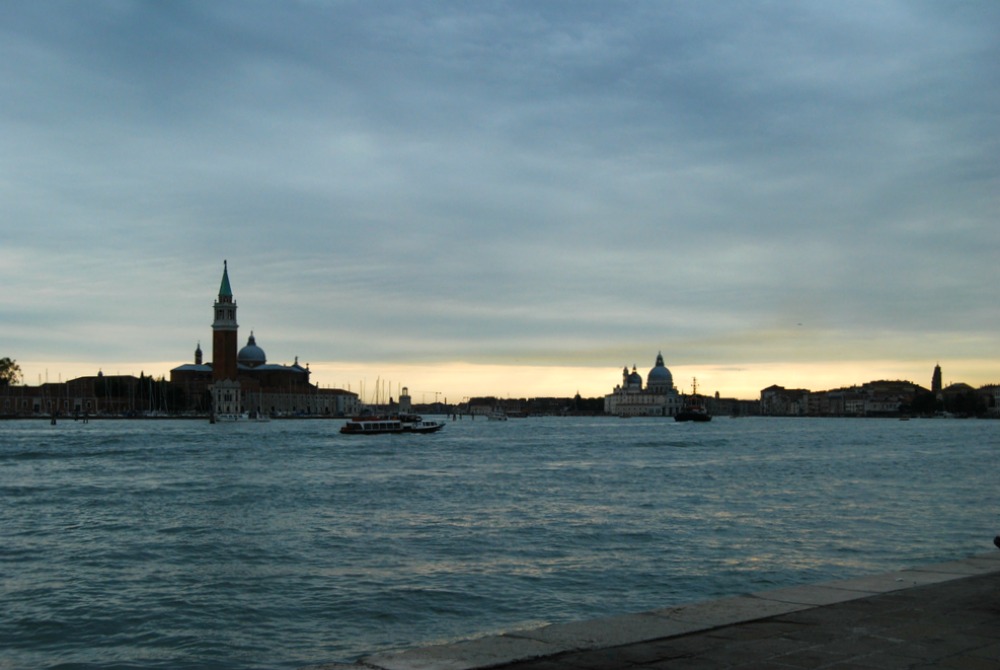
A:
674 412 712 422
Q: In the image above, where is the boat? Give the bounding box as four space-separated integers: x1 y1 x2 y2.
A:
340 414 445 435
674 405 712 422
212 410 270 423
675 377 712 422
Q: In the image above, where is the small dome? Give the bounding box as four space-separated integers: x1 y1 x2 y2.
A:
238 332 267 368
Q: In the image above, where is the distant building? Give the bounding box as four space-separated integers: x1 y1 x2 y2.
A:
169 262 359 418
980 385 1000 417
932 364 943 396
762 378 928 417
0 262 357 419
760 385 810 416
603 352 683 417
1 372 177 418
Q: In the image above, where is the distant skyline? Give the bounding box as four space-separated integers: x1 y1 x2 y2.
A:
2 2 998 402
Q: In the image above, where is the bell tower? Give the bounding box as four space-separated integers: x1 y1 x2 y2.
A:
210 260 241 418
212 260 239 381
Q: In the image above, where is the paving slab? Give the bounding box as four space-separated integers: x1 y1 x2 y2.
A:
505 612 704 650
652 593 812 626
749 582 881 606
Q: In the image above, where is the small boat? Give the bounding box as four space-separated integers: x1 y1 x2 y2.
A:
675 377 712 422
340 414 445 435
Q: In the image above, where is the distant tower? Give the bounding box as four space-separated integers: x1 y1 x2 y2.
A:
210 261 241 418
213 261 239 382
195 342 203 366
932 364 942 395
400 386 412 414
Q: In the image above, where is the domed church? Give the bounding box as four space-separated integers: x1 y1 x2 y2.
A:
604 352 682 416
170 262 358 418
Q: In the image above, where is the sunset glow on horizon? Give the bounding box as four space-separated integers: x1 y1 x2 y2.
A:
14 357 997 406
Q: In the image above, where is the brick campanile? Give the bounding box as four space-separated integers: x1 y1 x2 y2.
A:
212 260 239 382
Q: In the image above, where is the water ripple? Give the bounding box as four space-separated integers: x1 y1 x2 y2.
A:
1 416 997 668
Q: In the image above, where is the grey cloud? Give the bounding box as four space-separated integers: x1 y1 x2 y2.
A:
2 1 998 379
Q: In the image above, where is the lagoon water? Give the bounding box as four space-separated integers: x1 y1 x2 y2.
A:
2 416 998 669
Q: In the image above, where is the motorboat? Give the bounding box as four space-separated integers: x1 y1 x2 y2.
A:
674 405 712 422
675 377 712 422
340 414 445 435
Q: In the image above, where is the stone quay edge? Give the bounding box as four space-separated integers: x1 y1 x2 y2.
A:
306 551 1000 670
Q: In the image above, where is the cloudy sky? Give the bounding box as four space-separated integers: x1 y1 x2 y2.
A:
2 1 998 401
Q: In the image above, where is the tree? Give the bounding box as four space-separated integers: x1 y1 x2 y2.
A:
0 357 23 386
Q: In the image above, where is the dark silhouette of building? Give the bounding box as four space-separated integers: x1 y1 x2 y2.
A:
169 262 358 418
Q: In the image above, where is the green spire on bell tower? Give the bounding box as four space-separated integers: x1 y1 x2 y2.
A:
219 259 233 299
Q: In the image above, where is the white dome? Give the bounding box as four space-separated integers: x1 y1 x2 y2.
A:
647 352 674 390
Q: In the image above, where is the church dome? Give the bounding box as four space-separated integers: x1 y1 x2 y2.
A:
238 332 267 368
647 352 674 390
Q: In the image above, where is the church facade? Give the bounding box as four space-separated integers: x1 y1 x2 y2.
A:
603 352 683 417
170 262 358 418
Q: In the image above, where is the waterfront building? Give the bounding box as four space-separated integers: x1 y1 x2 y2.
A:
603 352 683 417
0 261 360 419
763 379 929 417
1 372 178 418
760 385 810 416
981 385 1000 417
169 262 359 418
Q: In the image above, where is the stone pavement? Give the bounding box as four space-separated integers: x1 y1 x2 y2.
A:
315 551 1000 670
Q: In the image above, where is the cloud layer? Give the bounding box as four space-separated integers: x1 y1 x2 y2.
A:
2 1 998 398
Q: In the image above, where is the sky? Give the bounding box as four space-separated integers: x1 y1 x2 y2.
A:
2 1 998 402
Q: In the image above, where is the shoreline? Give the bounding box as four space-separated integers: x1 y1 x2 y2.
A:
311 550 1000 670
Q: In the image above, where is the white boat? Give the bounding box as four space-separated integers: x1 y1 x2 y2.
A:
340 414 445 435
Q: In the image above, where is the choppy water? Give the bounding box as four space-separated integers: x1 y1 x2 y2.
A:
2 416 998 669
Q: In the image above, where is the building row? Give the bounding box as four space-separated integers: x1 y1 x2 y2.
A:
0 263 360 419
760 365 1000 417
2 282 996 420
598 356 999 419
